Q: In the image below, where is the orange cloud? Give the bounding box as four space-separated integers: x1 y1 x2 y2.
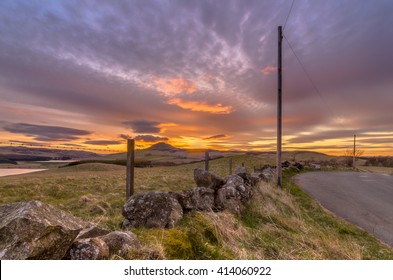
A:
154 77 197 96
167 98 234 114
261 65 277 75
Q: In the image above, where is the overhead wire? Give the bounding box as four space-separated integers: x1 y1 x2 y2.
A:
281 0 345 129
283 34 346 129
283 0 295 31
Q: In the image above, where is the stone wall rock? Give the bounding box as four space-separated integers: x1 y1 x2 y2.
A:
101 231 140 257
234 166 248 179
122 192 183 229
0 200 86 260
261 166 275 182
171 187 215 212
67 237 109 260
194 168 224 190
66 230 140 260
215 186 242 216
76 224 111 239
223 175 252 203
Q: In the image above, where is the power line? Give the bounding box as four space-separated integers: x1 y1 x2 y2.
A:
283 0 295 31
283 34 344 127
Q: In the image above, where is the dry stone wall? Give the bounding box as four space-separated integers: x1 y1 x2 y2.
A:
122 167 267 229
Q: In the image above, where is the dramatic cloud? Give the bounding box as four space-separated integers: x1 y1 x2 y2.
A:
261 66 277 75
122 120 162 134
84 140 122 146
166 98 234 114
3 123 91 141
134 135 169 143
1 0 393 154
204 134 228 140
151 77 197 96
119 134 131 140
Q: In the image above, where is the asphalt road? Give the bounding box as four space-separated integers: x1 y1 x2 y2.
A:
293 171 393 246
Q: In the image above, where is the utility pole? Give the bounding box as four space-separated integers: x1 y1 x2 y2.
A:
126 138 135 201
277 25 283 187
353 134 356 168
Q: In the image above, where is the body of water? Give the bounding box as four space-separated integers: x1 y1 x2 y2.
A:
0 169 47 177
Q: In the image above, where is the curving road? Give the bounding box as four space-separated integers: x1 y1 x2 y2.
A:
293 171 393 247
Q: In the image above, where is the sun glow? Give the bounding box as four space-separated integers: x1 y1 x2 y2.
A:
167 98 234 114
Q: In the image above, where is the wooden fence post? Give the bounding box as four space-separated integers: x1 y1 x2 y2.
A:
205 151 209 171
229 158 232 175
126 139 135 201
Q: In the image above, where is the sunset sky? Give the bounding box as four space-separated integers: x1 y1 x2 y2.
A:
1 0 393 155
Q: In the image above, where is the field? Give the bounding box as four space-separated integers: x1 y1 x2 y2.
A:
1 154 393 259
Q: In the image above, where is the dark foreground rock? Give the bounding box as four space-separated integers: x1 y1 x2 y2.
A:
0 201 86 260
66 231 140 260
123 192 183 229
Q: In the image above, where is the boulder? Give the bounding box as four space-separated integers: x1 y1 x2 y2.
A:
194 168 224 190
234 183 253 202
65 230 140 260
0 200 86 260
215 186 242 216
223 175 252 202
122 192 183 229
292 162 304 170
249 173 262 187
101 231 140 256
171 187 215 212
67 237 109 260
310 163 321 170
77 224 111 239
225 174 244 186
234 166 248 179
261 166 275 182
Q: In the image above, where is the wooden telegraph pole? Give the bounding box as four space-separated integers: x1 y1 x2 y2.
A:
126 138 135 201
353 134 356 168
277 26 283 187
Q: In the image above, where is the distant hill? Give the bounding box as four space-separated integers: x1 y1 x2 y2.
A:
144 142 185 152
0 146 100 161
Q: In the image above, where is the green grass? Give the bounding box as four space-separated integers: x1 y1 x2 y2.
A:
0 156 259 230
1 156 393 259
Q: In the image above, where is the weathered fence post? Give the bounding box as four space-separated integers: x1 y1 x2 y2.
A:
126 138 135 201
205 150 209 171
229 158 232 175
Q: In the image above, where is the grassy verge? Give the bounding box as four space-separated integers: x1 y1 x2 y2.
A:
357 166 393 175
1 156 392 259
